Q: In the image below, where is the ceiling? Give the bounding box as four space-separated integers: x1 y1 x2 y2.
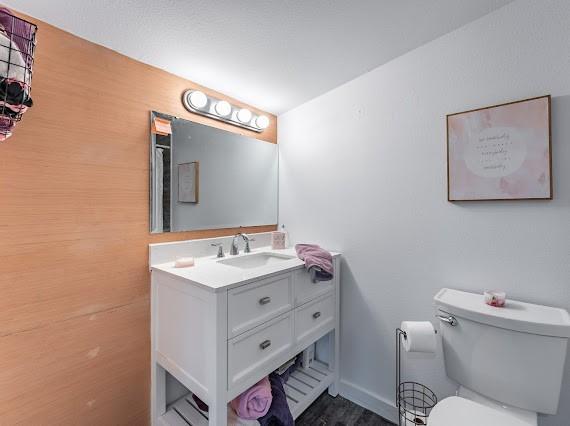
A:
4 0 513 114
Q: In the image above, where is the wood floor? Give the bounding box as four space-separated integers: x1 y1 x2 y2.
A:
296 392 395 426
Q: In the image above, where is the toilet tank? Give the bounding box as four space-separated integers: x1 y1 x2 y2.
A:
434 288 570 415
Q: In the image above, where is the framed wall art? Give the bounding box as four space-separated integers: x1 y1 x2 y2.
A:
447 95 551 201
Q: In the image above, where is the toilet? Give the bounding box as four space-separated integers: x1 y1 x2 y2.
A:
430 288 570 426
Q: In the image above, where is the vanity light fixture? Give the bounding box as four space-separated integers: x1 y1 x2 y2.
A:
182 89 269 132
254 115 270 130
186 90 208 109
237 108 252 123
214 100 232 117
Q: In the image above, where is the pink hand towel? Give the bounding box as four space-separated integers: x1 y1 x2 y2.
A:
295 244 333 282
230 376 272 420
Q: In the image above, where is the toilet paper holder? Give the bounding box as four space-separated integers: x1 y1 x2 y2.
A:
396 327 438 425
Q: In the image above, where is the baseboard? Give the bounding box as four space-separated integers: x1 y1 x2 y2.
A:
339 379 398 423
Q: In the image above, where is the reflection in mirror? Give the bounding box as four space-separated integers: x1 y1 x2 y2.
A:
150 111 278 233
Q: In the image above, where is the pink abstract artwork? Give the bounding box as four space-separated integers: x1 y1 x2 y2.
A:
447 96 551 201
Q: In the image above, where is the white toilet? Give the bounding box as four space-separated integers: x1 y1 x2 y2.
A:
429 288 570 426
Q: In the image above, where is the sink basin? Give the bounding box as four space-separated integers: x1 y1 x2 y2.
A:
217 252 295 270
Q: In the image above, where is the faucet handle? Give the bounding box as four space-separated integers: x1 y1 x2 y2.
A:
211 243 224 258
244 238 255 253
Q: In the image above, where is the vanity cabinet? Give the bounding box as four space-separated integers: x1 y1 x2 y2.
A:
150 254 340 426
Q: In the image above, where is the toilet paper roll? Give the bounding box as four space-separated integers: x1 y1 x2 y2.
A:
400 321 436 353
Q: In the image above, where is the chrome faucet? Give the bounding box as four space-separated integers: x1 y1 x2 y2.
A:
211 242 224 258
230 232 254 255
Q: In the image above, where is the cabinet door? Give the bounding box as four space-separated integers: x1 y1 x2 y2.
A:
294 294 335 349
228 313 293 391
293 268 333 307
228 273 293 338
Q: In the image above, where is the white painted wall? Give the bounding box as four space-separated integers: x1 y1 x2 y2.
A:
278 1 570 424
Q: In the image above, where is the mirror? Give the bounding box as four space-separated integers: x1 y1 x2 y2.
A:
150 111 278 233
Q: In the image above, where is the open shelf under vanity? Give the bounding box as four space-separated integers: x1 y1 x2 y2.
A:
159 360 334 425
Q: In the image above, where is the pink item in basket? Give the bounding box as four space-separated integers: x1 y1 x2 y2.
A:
484 290 506 307
230 376 272 420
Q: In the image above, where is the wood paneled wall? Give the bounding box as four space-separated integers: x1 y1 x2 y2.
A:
0 12 277 425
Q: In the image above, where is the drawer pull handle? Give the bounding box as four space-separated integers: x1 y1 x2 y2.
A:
259 296 271 305
259 340 271 350
313 312 321 319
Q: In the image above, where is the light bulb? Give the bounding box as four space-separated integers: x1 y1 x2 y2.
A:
254 115 270 129
214 100 232 117
188 90 208 109
237 108 252 123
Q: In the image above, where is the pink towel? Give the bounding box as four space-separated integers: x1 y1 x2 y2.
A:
230 376 272 420
295 244 334 282
0 115 14 139
0 8 35 68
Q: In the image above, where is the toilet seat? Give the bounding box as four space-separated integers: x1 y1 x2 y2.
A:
429 397 533 426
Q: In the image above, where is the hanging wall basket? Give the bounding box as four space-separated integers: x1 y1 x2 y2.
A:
0 8 37 142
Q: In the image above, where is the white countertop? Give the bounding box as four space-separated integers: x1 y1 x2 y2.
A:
151 246 340 293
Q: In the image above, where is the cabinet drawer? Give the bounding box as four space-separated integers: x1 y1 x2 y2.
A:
228 273 293 338
294 294 335 348
228 312 293 390
293 268 334 306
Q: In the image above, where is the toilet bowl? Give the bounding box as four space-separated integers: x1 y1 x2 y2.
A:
430 387 537 426
430 288 570 426
429 396 532 426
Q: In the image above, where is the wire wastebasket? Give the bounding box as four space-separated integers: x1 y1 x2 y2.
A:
396 328 437 425
0 7 37 141
398 381 437 425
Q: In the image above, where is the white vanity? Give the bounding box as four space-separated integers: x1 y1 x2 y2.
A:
149 233 340 426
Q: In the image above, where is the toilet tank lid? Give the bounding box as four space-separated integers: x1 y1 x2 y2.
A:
434 288 570 338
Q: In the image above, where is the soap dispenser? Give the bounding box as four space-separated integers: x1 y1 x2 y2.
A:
281 224 290 249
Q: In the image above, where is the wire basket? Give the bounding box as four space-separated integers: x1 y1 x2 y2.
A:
0 8 37 141
398 381 437 425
